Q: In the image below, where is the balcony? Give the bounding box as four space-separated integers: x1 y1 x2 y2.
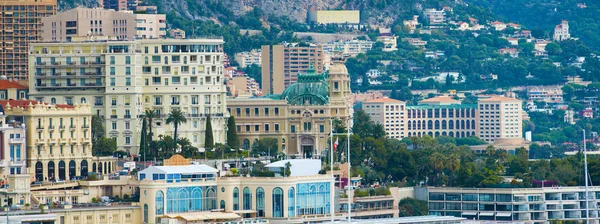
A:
110 115 118 119
94 102 103 106
82 124 89 129
124 115 131 119
37 126 44 131
70 125 76 129
171 102 180 105
9 138 24 144
48 125 55 129
0 160 8 167
10 160 25 166
59 125 66 129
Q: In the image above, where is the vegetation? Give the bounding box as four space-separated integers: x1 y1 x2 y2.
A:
166 108 187 144
398 198 429 217
91 115 117 156
226 116 239 150
205 115 214 149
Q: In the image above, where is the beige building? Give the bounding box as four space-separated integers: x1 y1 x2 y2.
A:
50 204 141 224
307 10 360 26
229 60 352 157
363 95 524 144
362 98 406 139
41 7 166 42
0 100 115 182
100 0 136 11
234 49 261 68
168 28 185 39
0 80 29 100
0 0 57 80
28 38 228 154
261 43 324 95
0 106 27 178
477 96 523 143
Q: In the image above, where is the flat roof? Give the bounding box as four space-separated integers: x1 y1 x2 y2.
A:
140 165 218 175
406 104 477 109
322 216 466 224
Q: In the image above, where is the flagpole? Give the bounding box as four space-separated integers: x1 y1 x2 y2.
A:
347 118 351 223
330 118 334 222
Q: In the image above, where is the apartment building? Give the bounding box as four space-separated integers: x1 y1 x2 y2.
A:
41 8 166 42
554 20 571 42
363 95 523 144
0 0 57 80
478 96 523 143
261 43 324 94
423 8 447 24
234 49 261 68
100 0 137 11
168 28 185 39
0 100 116 182
426 187 600 223
0 105 27 177
362 98 406 139
307 10 360 26
527 87 564 103
28 38 228 155
320 39 374 57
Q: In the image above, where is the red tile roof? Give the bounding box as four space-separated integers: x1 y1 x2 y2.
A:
365 97 405 103
0 80 27 90
0 99 74 109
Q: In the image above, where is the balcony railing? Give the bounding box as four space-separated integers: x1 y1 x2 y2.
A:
9 138 25 144
82 124 89 129
124 115 131 119
110 115 118 119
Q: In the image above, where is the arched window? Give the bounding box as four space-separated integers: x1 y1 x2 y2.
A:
167 188 176 213
98 162 103 174
143 204 148 223
288 187 295 217
183 56 187 64
206 187 216 210
164 56 169 64
80 160 88 176
427 120 433 130
272 187 284 217
191 187 202 211
144 56 148 65
92 162 97 173
442 120 447 129
256 187 265 217
243 139 250 150
243 187 252 210
233 187 239 210
110 56 115 65
58 160 66 180
51 97 56 104
220 200 226 210
434 120 440 129
177 188 190 212
80 97 86 103
35 162 43 181
449 120 454 129
156 190 164 215
68 160 76 179
19 91 26 99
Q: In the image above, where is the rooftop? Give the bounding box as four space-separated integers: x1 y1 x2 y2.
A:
140 165 218 174
0 99 74 109
480 96 520 102
0 80 27 90
418 95 461 105
364 97 405 104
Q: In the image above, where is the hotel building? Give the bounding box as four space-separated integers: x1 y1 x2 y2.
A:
363 95 523 144
0 104 27 177
0 0 57 80
28 38 228 154
261 43 324 94
41 7 166 42
227 60 353 158
426 187 600 223
0 100 115 182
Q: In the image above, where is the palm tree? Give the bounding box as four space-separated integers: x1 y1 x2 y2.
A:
157 135 176 157
166 108 187 144
430 152 446 186
446 152 461 187
143 109 158 159
371 123 386 139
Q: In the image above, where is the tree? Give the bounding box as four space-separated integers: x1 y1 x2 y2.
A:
545 42 562 55
166 108 187 144
205 115 214 149
253 138 278 156
226 116 239 150
93 137 117 156
92 115 105 141
140 118 148 160
143 109 159 159
398 198 428 217
284 162 292 177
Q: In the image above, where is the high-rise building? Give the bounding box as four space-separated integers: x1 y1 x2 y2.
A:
0 0 57 80
362 98 406 139
28 38 228 155
477 96 523 143
41 8 166 42
261 43 324 95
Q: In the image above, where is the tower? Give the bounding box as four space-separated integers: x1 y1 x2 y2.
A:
328 57 353 121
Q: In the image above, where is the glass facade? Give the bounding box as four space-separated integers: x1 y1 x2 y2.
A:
296 182 330 215
165 186 216 213
289 187 295 217
156 191 164 215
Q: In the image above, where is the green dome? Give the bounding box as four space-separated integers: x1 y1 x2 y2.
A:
280 69 330 105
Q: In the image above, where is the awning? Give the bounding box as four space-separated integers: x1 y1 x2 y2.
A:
462 212 477 216
479 212 495 216
496 212 512 217
233 210 257 214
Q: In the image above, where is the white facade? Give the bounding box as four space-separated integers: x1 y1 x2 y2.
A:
554 20 571 41
423 9 446 24
28 38 228 154
362 98 406 140
527 87 564 103
234 49 261 68
320 39 374 57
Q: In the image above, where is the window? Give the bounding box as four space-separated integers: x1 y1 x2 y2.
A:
125 56 131 64
256 187 265 217
320 125 325 133
110 67 115 75
125 137 131 145
125 77 131 86
233 187 239 210
288 187 295 217
272 187 284 217
243 187 252 210
275 124 280 132
110 77 116 86
112 122 117 130
291 125 296 133
125 67 131 75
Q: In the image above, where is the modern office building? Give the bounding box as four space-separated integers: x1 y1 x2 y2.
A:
41 7 166 42
0 100 115 182
228 60 352 157
363 95 524 144
28 38 228 155
261 43 324 95
138 164 333 223
426 186 600 223
0 0 57 80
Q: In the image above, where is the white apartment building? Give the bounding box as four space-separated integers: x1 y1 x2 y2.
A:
527 87 563 103
234 49 261 68
28 38 228 154
477 96 523 143
554 20 571 42
423 8 447 24
0 108 26 177
362 98 406 139
426 186 600 223
320 39 374 57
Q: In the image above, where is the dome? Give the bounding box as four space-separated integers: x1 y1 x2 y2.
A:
280 69 330 105
329 61 348 75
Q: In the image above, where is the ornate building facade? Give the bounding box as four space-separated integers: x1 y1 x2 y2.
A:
227 60 353 158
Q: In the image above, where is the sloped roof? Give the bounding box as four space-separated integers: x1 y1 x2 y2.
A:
140 165 218 175
419 96 460 104
365 97 405 103
0 80 27 90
